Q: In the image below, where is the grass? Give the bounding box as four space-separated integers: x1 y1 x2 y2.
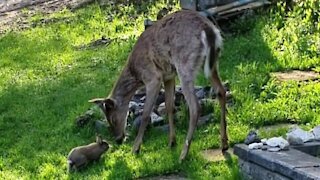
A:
0 0 319 179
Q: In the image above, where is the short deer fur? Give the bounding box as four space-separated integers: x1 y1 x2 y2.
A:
67 135 109 171
90 10 228 161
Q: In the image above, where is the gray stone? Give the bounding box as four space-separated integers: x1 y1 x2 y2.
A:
266 137 289 150
234 143 320 180
267 147 281 152
287 134 304 145
261 146 268 151
197 114 213 126
157 102 166 116
129 101 138 111
150 112 164 126
244 131 261 145
311 125 320 141
248 142 263 150
238 159 291 180
195 86 211 99
291 141 320 157
286 126 315 143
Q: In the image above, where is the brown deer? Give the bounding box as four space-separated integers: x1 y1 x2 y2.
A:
89 10 228 161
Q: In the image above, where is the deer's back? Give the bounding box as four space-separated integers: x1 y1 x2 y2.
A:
129 10 216 80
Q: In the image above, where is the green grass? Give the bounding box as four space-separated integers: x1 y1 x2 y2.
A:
0 0 319 179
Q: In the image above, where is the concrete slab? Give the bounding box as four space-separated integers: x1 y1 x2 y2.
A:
234 142 320 180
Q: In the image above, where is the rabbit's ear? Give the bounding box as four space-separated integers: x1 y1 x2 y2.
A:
96 135 102 144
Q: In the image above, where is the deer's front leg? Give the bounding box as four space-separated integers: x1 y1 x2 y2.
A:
133 79 161 154
164 78 176 147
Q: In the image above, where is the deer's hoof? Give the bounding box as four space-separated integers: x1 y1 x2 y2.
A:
169 139 176 148
132 147 140 155
179 149 188 163
222 144 229 151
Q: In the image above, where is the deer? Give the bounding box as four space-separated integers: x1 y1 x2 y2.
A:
89 9 228 162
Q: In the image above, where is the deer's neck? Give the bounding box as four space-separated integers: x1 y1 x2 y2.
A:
110 67 141 106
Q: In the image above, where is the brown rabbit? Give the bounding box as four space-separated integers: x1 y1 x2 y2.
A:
67 135 109 172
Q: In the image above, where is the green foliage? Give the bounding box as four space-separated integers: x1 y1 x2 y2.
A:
0 0 319 179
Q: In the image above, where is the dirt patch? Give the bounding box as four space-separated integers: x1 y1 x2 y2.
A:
0 0 94 34
271 70 320 82
201 148 234 162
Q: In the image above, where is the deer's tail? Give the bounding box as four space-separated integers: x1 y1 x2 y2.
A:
202 24 223 79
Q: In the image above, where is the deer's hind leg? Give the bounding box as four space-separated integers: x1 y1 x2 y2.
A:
210 68 228 151
175 57 202 161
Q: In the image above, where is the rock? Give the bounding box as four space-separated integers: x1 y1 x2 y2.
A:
267 147 281 152
287 134 304 145
140 96 146 102
248 142 263 150
157 102 166 116
151 112 164 126
244 131 261 145
197 114 213 126
133 103 144 116
129 101 138 112
195 86 210 99
311 125 320 141
266 137 289 150
261 146 268 151
286 126 315 143
261 138 267 145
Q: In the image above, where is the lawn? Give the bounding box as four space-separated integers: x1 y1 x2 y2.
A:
0 0 319 179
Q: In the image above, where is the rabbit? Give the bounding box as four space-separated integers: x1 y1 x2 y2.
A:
67 135 109 172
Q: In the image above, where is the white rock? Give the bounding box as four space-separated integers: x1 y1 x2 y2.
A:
267 147 281 152
157 102 166 116
266 137 289 150
261 138 267 145
129 101 138 107
311 125 320 141
151 112 164 124
286 126 315 143
248 142 263 150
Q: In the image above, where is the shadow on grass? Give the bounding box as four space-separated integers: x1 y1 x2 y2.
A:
0 32 126 177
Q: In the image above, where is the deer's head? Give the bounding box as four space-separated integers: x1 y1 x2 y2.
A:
89 98 127 144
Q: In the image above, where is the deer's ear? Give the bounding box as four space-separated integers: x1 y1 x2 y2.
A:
104 98 116 109
89 98 116 111
88 98 106 105
96 135 102 144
